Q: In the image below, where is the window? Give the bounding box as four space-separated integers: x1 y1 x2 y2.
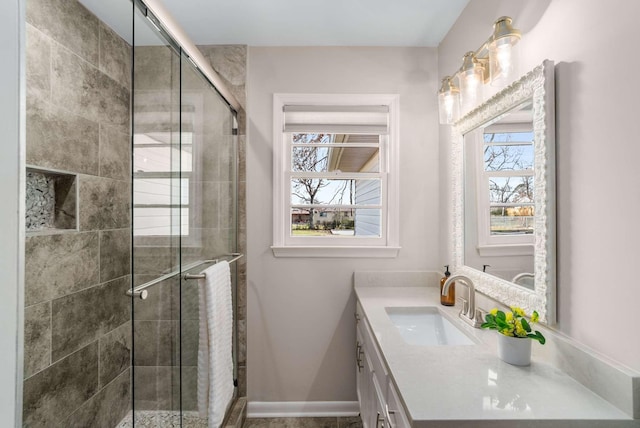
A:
475 121 534 255
272 94 400 257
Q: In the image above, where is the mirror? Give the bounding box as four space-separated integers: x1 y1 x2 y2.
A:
451 60 556 323
464 101 534 286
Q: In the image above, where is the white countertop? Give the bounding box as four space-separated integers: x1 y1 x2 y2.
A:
355 285 639 427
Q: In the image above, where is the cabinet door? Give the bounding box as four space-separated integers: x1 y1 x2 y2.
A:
356 328 369 424
361 349 377 428
387 381 410 428
372 374 387 428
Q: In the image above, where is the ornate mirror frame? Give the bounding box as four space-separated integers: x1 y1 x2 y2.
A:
451 60 556 323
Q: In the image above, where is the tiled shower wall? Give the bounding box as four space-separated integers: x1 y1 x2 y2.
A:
23 0 132 426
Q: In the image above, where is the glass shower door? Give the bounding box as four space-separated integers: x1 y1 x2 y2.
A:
132 4 183 421
131 3 239 425
178 51 238 419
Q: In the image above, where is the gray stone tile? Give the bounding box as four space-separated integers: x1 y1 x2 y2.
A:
100 228 131 283
237 107 247 136
26 0 99 66
219 181 235 229
26 97 100 175
181 319 199 367
177 366 198 411
244 417 338 428
97 69 131 135
148 366 198 412
51 276 130 362
132 244 179 276
133 320 178 366
51 43 130 135
100 124 131 181
238 178 247 233
53 174 78 229
155 367 181 411
237 318 246 365
132 91 180 136
79 175 130 231
99 321 132 388
26 24 51 102
337 416 363 428
199 181 220 229
51 42 102 121
133 45 179 91
200 45 246 87
99 22 131 89
64 368 131 428
23 301 51 378
224 397 247 428
25 231 99 306
132 276 177 321
237 365 246 397
200 136 234 182
133 366 160 411
23 342 99 427
237 270 246 321
200 228 235 260
196 45 246 110
181 277 200 321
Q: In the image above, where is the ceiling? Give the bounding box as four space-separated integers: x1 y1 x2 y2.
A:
79 0 470 47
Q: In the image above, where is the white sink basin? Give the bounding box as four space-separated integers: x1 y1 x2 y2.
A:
385 306 475 346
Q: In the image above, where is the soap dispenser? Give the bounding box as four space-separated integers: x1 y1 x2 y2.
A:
440 265 455 306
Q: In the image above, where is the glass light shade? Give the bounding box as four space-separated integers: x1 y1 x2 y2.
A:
460 66 484 114
438 77 460 125
489 17 521 87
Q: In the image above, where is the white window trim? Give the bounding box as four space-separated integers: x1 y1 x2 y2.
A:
271 93 400 258
475 123 534 254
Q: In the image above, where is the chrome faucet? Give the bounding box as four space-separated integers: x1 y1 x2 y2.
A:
442 274 483 328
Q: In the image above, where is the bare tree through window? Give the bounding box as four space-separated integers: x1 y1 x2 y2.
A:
291 133 353 230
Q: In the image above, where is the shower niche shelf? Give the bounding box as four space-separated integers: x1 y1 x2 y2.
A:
26 167 78 234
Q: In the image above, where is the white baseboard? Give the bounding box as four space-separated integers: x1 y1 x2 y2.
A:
247 401 359 418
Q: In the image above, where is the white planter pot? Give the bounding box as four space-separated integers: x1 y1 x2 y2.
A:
497 333 532 366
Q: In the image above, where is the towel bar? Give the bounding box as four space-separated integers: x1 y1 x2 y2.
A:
125 253 243 300
183 253 243 280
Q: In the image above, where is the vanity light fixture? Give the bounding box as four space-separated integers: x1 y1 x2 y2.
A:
438 76 460 125
459 52 485 114
488 16 522 87
437 16 522 124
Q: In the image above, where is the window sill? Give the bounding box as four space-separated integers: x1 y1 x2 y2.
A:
477 244 534 257
271 246 401 258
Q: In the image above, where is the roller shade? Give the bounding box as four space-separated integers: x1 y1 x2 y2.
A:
283 105 389 134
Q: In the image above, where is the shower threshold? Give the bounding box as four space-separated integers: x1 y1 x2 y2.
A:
117 410 208 428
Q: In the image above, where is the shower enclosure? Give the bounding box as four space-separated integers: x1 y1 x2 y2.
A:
22 0 242 424
127 2 240 424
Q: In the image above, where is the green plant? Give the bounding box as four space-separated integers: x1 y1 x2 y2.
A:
481 307 546 344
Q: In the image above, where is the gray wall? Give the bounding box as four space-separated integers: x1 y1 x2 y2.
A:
22 0 131 425
437 0 640 372
246 46 439 403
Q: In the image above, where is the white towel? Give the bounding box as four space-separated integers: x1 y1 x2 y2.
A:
197 261 234 428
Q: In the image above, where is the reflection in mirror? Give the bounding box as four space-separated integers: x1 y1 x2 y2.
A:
451 60 555 323
464 101 535 289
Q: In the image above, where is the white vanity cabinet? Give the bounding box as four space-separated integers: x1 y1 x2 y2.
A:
356 302 410 428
